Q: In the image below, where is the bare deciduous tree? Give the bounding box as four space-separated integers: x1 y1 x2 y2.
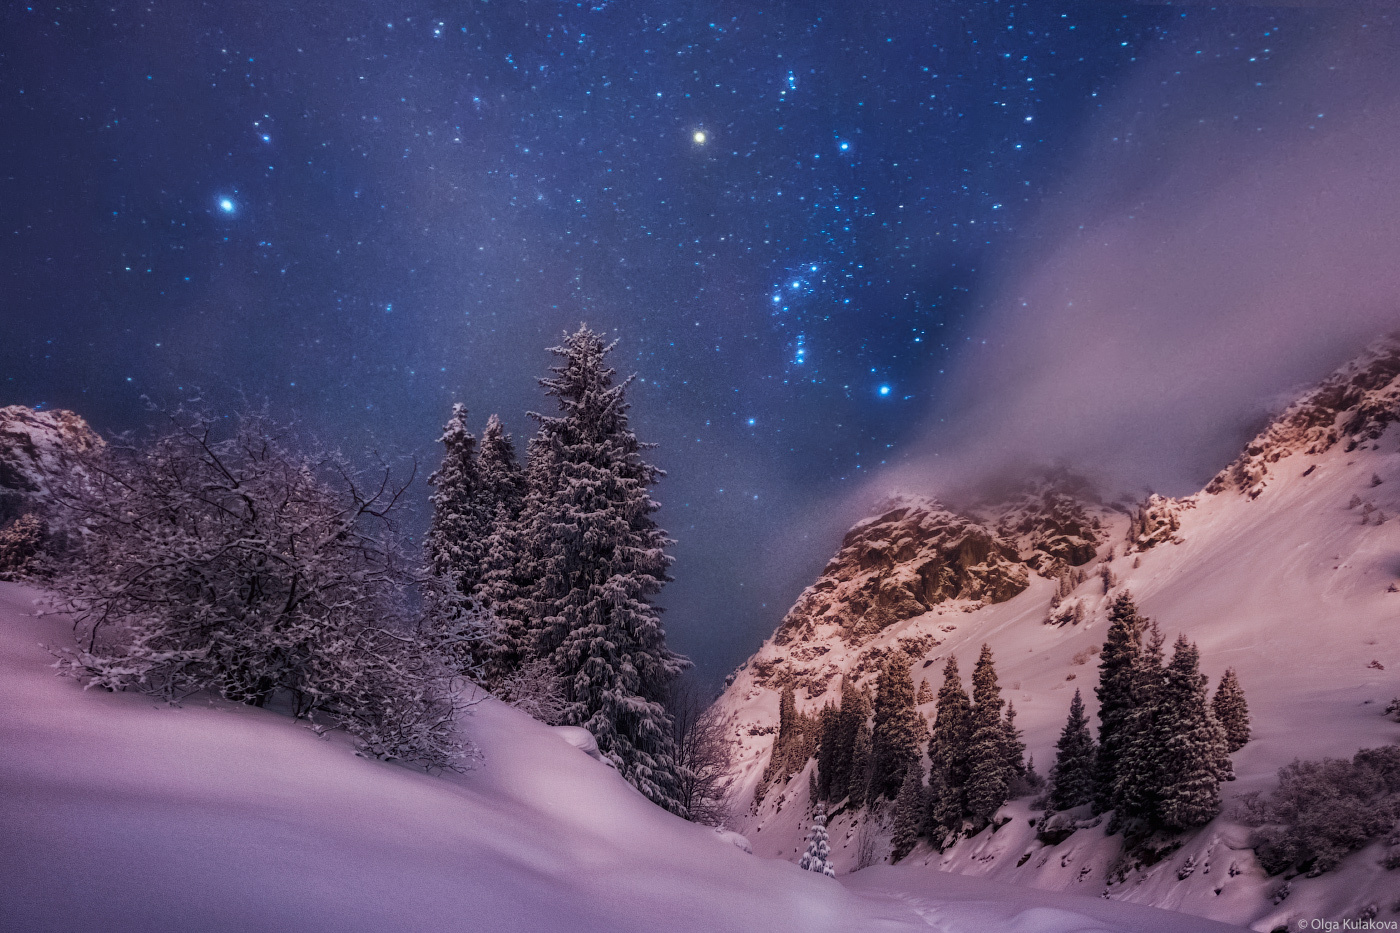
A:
668 677 736 825
49 406 474 770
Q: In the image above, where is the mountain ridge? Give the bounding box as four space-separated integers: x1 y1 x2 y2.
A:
711 332 1400 930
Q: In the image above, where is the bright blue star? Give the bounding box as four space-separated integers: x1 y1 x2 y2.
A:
217 197 236 214
747 417 756 426
839 140 850 151
878 384 891 396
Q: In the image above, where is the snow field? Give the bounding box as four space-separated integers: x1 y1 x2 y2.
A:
0 582 1249 932
716 431 1400 929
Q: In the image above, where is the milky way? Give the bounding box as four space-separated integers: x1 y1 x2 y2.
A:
0 2 1375 683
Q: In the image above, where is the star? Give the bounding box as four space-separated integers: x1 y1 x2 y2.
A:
692 130 707 145
218 197 236 214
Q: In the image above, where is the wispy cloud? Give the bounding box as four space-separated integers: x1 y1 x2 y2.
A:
880 20 1400 501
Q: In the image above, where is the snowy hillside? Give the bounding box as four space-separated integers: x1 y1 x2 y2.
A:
713 336 1400 930
0 582 1244 933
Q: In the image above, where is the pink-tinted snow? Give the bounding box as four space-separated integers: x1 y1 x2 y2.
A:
0 583 1242 932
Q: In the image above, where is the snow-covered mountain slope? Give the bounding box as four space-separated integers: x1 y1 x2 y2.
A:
0 583 1241 933
713 336 1400 930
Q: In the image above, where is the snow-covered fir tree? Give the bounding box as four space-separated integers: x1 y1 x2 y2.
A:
475 414 526 527
526 327 689 814
1094 591 1147 812
1153 636 1233 830
964 643 1011 828
828 679 868 803
1048 688 1097 812
475 439 549 686
1211 667 1251 753
928 656 972 833
759 684 816 800
848 719 873 810
923 755 953 848
870 653 922 800
1110 618 1166 829
425 404 490 591
890 764 925 862
816 703 840 801
799 806 837 877
916 679 934 706
1003 700 1027 780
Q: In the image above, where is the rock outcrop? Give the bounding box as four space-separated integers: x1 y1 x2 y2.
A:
985 478 1102 572
773 497 1030 648
1207 333 1400 497
0 405 103 527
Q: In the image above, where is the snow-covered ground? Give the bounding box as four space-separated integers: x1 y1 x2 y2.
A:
715 420 1400 929
0 582 1243 932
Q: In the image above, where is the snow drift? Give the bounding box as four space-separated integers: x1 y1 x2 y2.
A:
0 581 1240 932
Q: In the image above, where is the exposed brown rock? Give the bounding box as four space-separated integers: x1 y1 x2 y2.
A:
1207 334 1400 497
773 497 1030 648
988 480 1102 570
0 406 103 528
1129 494 1194 551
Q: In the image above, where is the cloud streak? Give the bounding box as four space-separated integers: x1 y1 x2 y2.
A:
885 19 1400 501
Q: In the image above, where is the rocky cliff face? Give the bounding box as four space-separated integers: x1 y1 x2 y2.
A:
770 483 1106 657
985 478 1104 571
711 335 1400 930
1208 332 1400 498
0 406 102 526
772 498 1026 650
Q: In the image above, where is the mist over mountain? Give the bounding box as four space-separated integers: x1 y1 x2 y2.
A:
869 22 1400 506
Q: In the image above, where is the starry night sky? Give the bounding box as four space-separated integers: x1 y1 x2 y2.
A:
0 1 1379 685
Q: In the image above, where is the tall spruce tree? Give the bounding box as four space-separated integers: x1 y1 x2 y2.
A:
1154 637 1233 830
478 430 560 683
816 702 840 801
1003 701 1027 780
470 415 530 684
476 414 526 526
1093 591 1147 812
870 654 922 800
923 755 953 846
526 326 689 814
964 644 1011 828
890 765 926 862
1212 668 1251 753
848 720 873 810
760 684 813 800
1110 618 1166 829
1048 689 1097 812
829 679 867 803
425 404 491 590
928 656 972 832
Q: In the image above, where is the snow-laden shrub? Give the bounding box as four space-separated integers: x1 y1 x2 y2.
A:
1249 745 1400 876
49 407 472 770
0 513 44 579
